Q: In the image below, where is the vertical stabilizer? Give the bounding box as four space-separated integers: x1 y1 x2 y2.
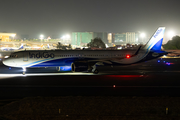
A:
143 27 165 51
19 44 23 50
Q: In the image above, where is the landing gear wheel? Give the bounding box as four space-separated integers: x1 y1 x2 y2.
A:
87 68 92 73
23 71 25 75
93 69 99 74
56 67 60 71
22 67 26 75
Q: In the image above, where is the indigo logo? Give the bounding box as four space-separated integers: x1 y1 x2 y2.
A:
154 29 162 38
29 52 55 58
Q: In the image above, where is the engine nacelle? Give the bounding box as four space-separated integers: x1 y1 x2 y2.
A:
55 66 72 71
71 62 89 72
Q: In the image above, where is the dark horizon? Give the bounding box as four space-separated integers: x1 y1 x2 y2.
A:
0 0 180 39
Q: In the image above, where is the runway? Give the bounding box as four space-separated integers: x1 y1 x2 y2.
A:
0 58 180 99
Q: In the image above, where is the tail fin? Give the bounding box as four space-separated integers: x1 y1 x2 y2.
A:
143 27 165 51
41 44 44 48
19 44 23 49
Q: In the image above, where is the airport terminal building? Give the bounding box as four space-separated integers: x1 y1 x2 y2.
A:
0 33 16 42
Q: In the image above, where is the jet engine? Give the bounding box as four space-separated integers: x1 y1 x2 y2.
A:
71 62 89 72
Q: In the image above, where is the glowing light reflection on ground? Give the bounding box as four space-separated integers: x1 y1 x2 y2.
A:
0 72 95 79
106 75 145 78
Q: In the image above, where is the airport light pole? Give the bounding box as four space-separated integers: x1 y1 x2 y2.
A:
40 34 44 43
61 34 70 44
11 34 16 40
40 34 44 40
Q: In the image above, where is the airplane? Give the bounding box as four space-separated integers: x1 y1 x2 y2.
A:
1 44 23 51
3 27 168 75
25 44 50 50
29 44 44 50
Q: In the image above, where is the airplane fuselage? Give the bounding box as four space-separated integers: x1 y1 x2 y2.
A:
2 49 164 68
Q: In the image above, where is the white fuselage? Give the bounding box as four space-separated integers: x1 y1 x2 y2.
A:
3 49 145 68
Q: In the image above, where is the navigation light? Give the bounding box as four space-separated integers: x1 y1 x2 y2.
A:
126 55 130 58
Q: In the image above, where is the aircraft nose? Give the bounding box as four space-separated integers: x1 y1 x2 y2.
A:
2 59 8 66
2 59 11 66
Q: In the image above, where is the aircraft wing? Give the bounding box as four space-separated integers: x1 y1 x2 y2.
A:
87 59 112 65
86 45 142 65
87 57 126 65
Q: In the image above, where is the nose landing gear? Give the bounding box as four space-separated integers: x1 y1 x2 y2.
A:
92 65 99 74
22 67 26 75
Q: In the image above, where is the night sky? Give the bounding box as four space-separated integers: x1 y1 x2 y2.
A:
0 0 180 39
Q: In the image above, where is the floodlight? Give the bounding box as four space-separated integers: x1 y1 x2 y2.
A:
140 33 145 38
168 31 175 39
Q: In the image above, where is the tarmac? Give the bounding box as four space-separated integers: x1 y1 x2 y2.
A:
0 58 179 99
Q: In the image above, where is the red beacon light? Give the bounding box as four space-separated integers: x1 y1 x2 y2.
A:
126 55 130 58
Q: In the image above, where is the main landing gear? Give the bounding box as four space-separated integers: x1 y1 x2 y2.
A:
22 67 26 75
91 65 99 74
56 67 60 71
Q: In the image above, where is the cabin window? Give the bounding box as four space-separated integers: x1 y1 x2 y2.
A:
10 55 18 58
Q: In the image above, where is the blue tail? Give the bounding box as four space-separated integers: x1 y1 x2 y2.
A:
143 27 165 52
18 44 23 50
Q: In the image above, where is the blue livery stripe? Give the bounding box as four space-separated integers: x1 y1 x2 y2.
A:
150 38 163 51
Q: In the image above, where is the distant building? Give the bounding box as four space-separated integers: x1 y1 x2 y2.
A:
112 32 139 45
72 31 140 46
107 33 112 43
0 33 16 42
71 32 108 46
113 33 126 44
71 32 92 46
93 32 107 43
126 32 139 44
